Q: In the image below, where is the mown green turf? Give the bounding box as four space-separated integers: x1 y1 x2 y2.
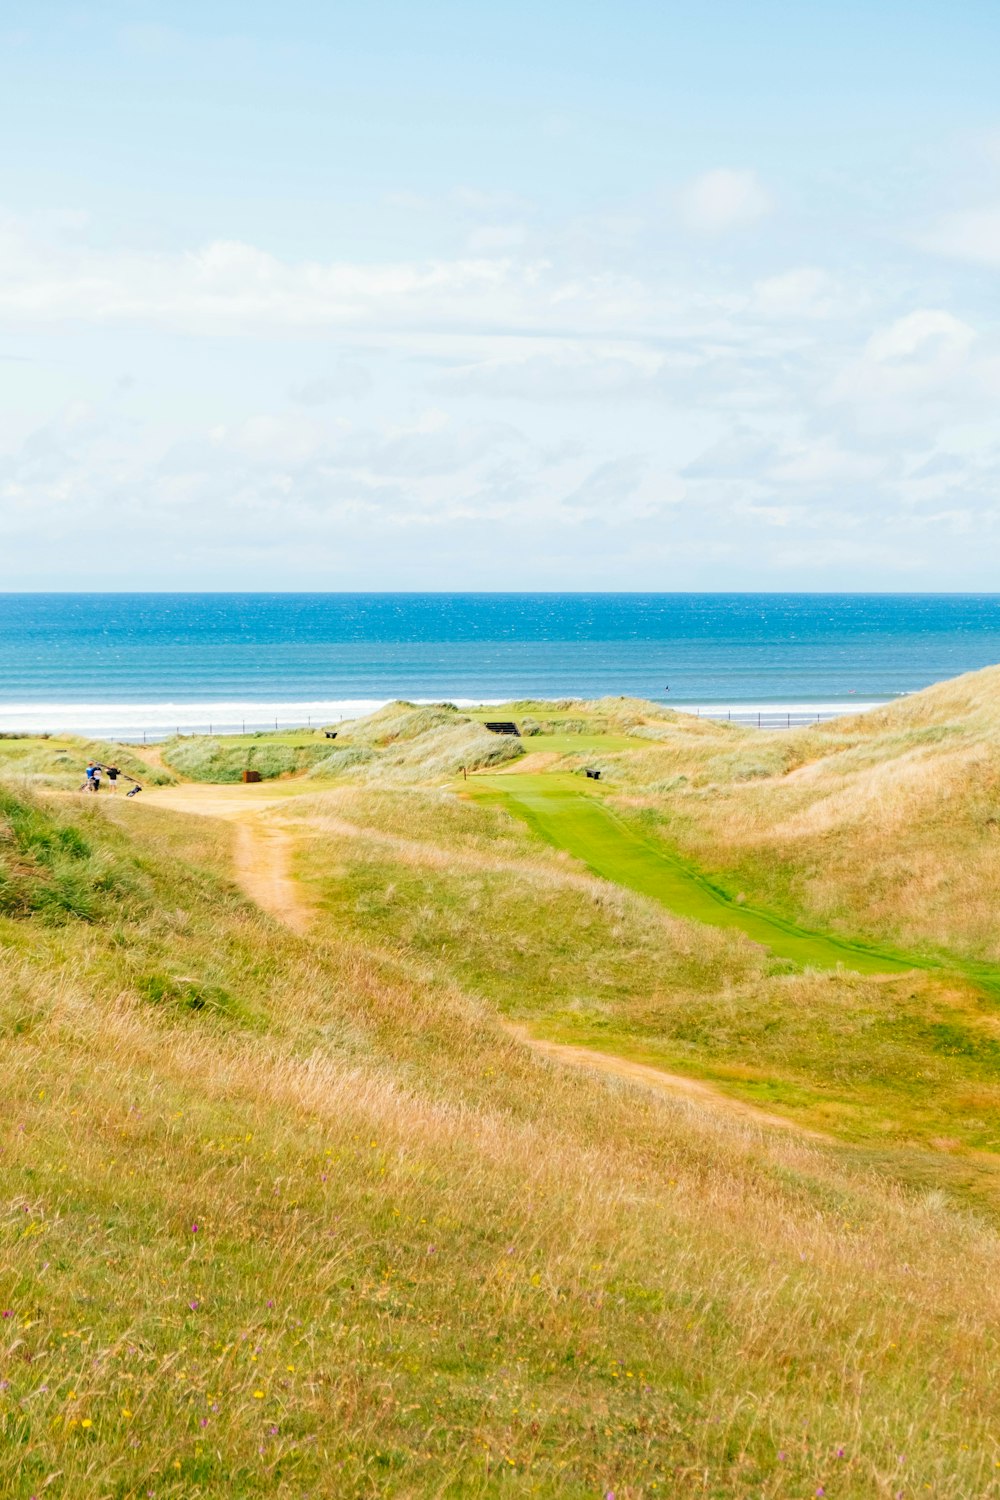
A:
516 732 649 754
468 774 929 977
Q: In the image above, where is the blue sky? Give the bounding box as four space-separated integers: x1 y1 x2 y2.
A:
2 1 999 588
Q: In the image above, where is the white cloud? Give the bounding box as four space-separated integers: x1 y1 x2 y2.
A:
465 225 527 253
750 267 839 319
289 363 373 405
918 209 1000 268
864 309 975 363
677 169 771 234
824 309 988 438
431 341 665 400
4 176 1000 587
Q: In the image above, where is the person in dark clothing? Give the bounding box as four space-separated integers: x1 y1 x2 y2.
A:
106 765 120 794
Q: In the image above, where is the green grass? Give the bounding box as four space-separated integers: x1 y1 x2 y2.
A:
0 734 173 789
294 785 1000 1161
6 789 1000 1496
467 774 922 976
13 791 1000 1496
161 735 332 782
7 687 1000 1493
513 732 649 754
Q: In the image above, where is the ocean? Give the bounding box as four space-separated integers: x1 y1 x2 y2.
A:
1 593 999 739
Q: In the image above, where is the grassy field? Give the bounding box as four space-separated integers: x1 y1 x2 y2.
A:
595 666 1000 963
465 774 921 974
5 678 1000 1495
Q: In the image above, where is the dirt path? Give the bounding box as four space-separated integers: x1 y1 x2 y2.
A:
232 819 311 934
510 1027 828 1138
144 782 312 933
131 744 169 774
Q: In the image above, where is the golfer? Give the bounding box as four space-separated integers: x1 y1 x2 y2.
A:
106 764 120 794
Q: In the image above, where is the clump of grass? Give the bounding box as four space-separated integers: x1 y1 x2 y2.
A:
307 744 376 777
0 788 146 922
313 706 524 782
335 701 460 748
162 737 329 783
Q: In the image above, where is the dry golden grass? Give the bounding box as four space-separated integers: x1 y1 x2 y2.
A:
606 663 1000 960
5 669 1000 1494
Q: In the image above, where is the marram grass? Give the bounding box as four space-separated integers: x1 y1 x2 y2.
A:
6 668 1000 1494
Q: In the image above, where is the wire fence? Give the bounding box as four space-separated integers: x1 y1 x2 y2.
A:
128 718 337 742
2 708 875 741
680 708 857 730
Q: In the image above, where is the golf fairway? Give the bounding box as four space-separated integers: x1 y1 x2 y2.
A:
469 774 923 976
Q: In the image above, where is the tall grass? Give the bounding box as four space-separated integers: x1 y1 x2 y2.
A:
161 737 330 782
0 734 173 789
6 673 1000 1494
5 792 1000 1495
603 663 1000 961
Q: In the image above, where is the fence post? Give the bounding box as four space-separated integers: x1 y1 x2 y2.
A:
787 713 790 728
758 712 761 728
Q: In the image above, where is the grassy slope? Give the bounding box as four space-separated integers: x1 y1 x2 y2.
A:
6 677 1000 1494
160 705 524 784
5 790 1000 1499
0 734 173 789
292 783 1000 1162
466 774 920 974
600 665 1000 962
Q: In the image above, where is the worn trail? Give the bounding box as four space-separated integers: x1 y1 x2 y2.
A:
144 782 311 934
510 1027 829 1138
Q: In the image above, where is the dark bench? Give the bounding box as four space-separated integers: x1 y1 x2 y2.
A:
484 721 520 736
585 768 601 780
324 730 338 739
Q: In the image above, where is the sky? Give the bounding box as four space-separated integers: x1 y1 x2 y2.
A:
1 0 999 591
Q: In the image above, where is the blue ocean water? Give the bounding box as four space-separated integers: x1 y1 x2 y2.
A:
0 593 999 737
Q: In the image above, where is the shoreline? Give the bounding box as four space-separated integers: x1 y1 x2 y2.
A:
0 695 892 740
